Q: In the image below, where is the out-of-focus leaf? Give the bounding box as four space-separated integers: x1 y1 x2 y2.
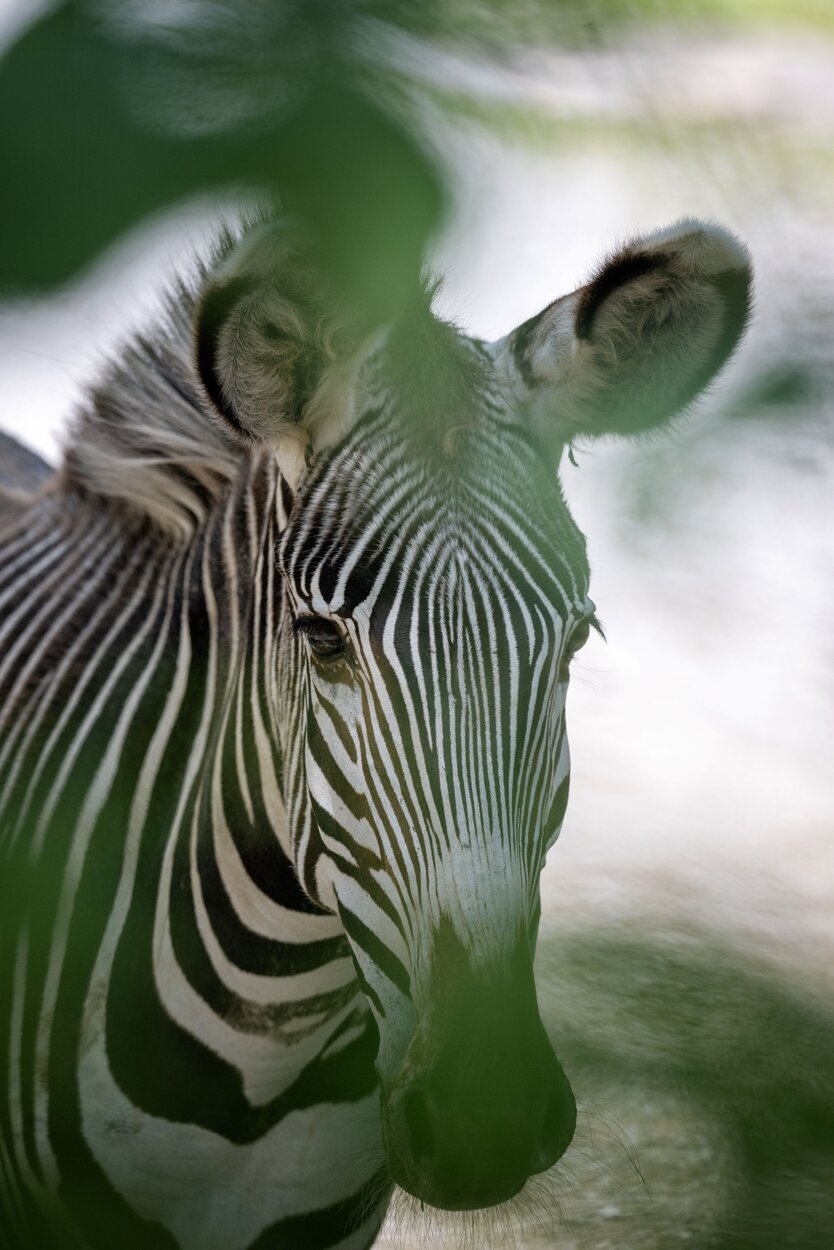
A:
0 1 444 326
273 83 445 327
0 4 193 289
4 0 828 317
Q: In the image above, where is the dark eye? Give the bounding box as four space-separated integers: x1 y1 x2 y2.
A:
293 615 345 661
559 614 600 681
568 618 591 655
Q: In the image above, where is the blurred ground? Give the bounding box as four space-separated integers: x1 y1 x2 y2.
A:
1 10 832 1249
380 910 834 1249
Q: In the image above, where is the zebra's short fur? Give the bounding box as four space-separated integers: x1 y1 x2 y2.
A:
0 219 751 1249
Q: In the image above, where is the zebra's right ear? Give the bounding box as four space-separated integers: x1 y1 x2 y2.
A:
194 224 366 487
492 221 751 447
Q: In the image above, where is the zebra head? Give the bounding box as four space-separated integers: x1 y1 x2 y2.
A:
196 220 751 1210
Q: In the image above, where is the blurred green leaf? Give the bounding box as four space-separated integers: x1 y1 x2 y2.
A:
0 3 189 288
0 1 444 325
2 0 831 316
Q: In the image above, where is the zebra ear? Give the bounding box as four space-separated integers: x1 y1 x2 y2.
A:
194 224 366 486
493 221 752 442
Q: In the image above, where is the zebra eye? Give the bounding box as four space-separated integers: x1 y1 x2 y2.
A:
568 618 591 655
293 615 345 660
559 614 599 681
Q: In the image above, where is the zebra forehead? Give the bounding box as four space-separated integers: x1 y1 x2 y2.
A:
284 487 589 627
282 413 590 615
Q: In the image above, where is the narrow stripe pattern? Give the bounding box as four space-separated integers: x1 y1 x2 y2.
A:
278 397 591 1059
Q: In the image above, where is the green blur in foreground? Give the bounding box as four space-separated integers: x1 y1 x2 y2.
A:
2 3 832 1247
1 0 832 320
0 1 444 326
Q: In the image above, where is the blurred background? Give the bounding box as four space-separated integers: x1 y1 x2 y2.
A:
1 1 832 1246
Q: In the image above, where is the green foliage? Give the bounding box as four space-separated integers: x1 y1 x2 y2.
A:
2 0 829 319
0 1 444 325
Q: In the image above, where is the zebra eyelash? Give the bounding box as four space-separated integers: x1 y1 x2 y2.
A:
292 614 329 637
588 613 606 643
291 614 344 639
292 613 348 661
566 611 605 651
559 611 603 682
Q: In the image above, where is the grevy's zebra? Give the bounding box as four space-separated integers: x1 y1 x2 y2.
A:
0 219 751 1250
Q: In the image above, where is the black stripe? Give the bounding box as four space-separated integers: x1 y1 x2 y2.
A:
339 904 411 1001
245 1168 389 1250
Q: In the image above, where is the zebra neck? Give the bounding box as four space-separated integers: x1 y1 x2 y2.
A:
0 455 385 1250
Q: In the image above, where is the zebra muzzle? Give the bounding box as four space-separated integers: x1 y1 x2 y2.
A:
378 929 576 1210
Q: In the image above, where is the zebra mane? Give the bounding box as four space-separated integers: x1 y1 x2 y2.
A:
62 230 248 540
59 225 492 541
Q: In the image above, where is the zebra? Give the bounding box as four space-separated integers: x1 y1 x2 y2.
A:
0 218 751 1250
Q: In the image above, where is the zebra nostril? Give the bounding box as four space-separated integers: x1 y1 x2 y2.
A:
402 1087 435 1168
531 1074 576 1174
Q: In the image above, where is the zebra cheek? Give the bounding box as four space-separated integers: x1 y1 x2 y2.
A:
296 675 368 907
311 849 340 913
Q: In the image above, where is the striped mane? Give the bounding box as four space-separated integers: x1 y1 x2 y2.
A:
62 236 246 540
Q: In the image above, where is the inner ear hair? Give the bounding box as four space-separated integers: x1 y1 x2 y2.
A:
193 223 362 455
507 220 752 443
195 274 258 441
575 250 668 342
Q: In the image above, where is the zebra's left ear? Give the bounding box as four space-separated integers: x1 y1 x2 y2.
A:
194 223 370 488
492 221 752 442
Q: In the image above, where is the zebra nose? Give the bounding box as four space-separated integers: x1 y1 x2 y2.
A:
530 1061 577 1173
383 1047 576 1210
